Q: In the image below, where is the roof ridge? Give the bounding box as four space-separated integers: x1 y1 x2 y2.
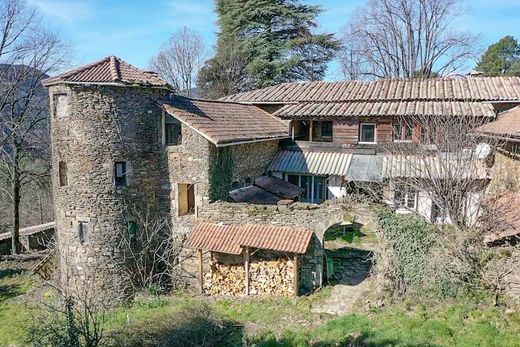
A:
109 55 121 82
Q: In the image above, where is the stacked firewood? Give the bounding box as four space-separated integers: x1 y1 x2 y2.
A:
204 262 245 296
204 258 295 297
250 259 294 296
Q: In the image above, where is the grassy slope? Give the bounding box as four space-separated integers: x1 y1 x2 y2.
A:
1 260 520 347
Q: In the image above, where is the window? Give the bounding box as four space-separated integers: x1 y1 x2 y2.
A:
54 94 69 118
321 121 333 138
393 122 413 141
114 162 127 187
359 123 376 143
178 183 195 216
128 221 138 242
59 161 68 187
394 185 417 209
78 221 89 244
164 115 182 145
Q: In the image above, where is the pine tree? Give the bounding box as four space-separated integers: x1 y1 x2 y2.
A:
476 36 520 76
198 0 340 98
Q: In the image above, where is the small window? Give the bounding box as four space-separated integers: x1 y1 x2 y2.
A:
394 122 413 141
114 162 127 187
59 161 68 187
359 123 376 143
178 183 195 216
128 221 138 242
321 121 333 138
55 94 69 118
165 115 182 145
78 221 89 244
395 185 417 209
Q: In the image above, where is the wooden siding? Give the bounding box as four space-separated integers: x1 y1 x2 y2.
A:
333 119 359 145
377 121 393 142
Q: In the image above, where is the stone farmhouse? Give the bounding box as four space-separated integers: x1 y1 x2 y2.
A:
41 56 520 299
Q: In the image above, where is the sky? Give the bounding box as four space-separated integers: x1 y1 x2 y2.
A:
29 0 520 80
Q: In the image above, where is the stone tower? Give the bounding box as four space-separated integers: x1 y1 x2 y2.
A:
42 56 171 300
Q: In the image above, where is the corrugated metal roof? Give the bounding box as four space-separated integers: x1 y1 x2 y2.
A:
185 222 313 255
221 77 520 103
273 101 496 119
228 185 282 204
381 155 490 179
346 155 384 182
268 150 353 176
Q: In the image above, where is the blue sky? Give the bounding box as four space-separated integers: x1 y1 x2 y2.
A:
29 0 520 80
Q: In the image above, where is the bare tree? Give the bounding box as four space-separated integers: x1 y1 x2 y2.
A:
0 0 69 254
116 204 185 292
197 41 253 99
149 26 205 96
376 114 500 231
338 0 480 79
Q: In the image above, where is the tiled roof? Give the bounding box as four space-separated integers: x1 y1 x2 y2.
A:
163 96 289 146
42 56 168 87
476 106 520 138
268 150 353 176
221 77 520 103
254 176 304 199
483 192 520 243
381 155 490 180
186 222 313 255
229 176 304 204
273 101 496 119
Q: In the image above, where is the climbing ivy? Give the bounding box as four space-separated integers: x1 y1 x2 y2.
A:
210 147 234 201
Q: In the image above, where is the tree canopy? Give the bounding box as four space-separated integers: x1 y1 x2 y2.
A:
476 36 520 77
198 0 340 99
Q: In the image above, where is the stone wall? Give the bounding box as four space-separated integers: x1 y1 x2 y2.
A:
49 83 170 301
488 149 520 195
225 140 280 187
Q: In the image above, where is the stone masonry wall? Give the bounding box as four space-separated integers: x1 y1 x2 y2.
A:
488 148 520 195
225 140 280 187
50 84 170 301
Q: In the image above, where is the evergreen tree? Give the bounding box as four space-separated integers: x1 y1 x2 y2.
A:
476 36 520 76
198 0 339 98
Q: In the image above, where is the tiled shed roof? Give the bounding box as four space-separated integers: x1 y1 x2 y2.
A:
163 96 289 146
221 78 520 103
42 56 168 87
273 101 496 119
476 106 520 139
186 222 313 255
268 150 353 176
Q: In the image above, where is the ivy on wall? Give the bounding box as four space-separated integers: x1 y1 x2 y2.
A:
210 146 234 201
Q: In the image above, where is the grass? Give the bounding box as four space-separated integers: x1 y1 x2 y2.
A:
1 259 520 347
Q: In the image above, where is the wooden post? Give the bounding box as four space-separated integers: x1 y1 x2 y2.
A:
198 249 203 294
244 247 250 296
309 120 313 142
293 254 299 297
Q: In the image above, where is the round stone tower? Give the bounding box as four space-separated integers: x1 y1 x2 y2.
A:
43 56 171 301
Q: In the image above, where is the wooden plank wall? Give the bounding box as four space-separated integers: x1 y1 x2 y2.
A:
333 119 359 145
333 118 394 145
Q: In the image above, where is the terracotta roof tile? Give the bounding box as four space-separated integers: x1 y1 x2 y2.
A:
42 56 168 87
476 106 520 138
221 78 520 103
163 96 289 146
186 222 313 255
